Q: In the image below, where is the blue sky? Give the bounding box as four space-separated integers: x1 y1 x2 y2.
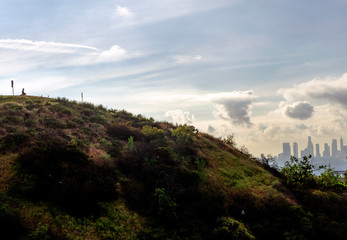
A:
1 0 347 156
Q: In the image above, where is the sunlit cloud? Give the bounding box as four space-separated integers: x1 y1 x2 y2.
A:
165 109 196 125
115 5 133 18
279 73 347 109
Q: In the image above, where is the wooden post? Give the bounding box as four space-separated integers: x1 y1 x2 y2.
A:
11 80 14 96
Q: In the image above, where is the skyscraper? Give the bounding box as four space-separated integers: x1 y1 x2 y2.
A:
301 136 314 157
316 143 321 158
323 143 330 158
283 143 291 159
332 139 338 157
293 142 298 158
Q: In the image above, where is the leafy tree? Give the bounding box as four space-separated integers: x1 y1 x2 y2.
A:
281 155 315 189
223 134 236 148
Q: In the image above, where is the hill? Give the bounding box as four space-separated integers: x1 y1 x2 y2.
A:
0 95 346 240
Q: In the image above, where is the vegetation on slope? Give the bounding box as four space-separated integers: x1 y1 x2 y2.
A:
0 95 346 240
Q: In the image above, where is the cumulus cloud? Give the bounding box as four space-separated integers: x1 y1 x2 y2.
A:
96 45 127 62
210 90 255 127
116 6 133 18
165 110 196 125
280 73 347 109
284 101 314 120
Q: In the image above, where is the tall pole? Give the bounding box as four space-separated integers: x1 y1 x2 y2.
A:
81 92 83 103
11 80 14 96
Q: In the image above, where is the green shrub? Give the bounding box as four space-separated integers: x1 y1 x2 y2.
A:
81 109 94 117
88 114 106 124
1 132 30 152
212 217 255 240
317 167 345 191
141 125 165 141
170 125 195 144
41 117 66 129
2 115 23 125
281 156 316 189
154 188 177 221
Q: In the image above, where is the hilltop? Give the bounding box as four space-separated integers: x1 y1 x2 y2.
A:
0 95 346 240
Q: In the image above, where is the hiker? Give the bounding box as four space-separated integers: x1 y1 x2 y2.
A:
21 88 26 96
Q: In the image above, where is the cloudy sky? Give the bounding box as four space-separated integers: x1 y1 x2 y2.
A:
1 0 347 157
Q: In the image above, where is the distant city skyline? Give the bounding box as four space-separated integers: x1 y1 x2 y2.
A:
278 136 347 160
276 136 347 170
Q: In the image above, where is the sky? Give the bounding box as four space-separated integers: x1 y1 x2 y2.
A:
1 0 347 157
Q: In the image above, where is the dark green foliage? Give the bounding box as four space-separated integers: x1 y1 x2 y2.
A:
2 115 23 125
281 156 316 190
48 104 72 116
282 156 346 192
41 117 66 129
1 131 30 152
212 217 255 240
81 108 94 117
88 114 106 124
11 146 118 216
154 188 177 221
317 167 344 191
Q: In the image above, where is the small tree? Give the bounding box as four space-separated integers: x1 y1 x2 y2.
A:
281 155 315 189
223 134 236 148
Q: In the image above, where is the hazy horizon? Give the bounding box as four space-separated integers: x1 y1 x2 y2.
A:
1 0 347 157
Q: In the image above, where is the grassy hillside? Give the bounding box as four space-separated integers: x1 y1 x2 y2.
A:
0 95 346 240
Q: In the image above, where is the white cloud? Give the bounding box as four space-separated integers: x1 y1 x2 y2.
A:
284 101 314 120
0 39 129 73
116 6 133 18
165 109 196 125
96 45 127 62
210 90 256 127
280 73 347 109
0 39 98 53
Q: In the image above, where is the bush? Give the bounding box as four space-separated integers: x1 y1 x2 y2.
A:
41 117 66 129
154 188 177 221
212 217 255 240
317 167 345 191
281 156 316 189
170 125 195 144
141 125 165 141
1 132 30 152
